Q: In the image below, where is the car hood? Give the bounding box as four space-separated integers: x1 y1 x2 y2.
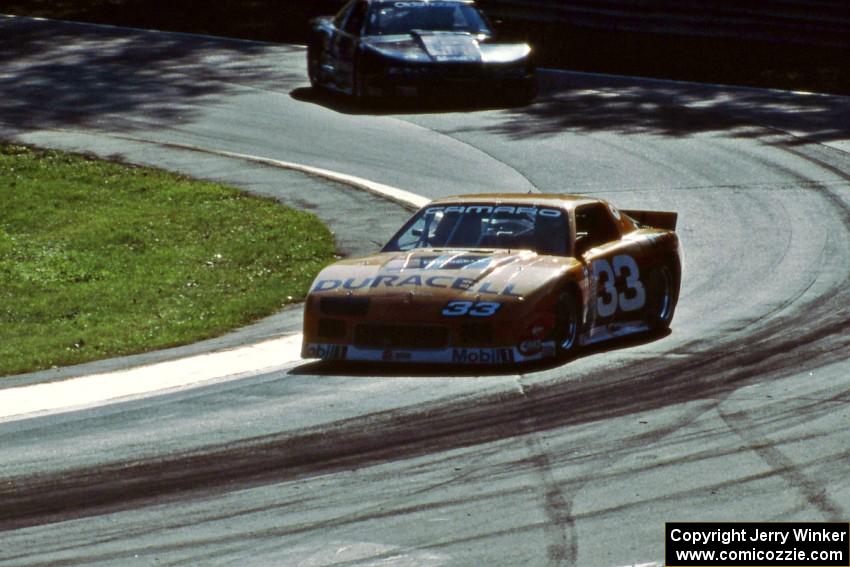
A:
310 248 578 300
362 32 531 64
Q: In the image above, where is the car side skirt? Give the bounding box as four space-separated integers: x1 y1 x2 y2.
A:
581 320 652 346
303 342 556 364
304 320 655 364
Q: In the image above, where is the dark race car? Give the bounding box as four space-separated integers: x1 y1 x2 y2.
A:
307 0 537 102
302 193 682 365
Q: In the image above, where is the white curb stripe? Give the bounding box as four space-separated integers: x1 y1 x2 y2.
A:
146 141 430 210
0 334 303 422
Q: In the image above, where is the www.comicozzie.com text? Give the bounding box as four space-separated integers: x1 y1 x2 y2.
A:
669 526 847 546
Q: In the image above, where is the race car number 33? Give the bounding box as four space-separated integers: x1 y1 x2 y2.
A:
592 255 646 317
442 301 501 317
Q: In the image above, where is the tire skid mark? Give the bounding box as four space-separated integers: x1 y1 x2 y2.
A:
710 140 850 520
3 92 850 538
3 21 850 563
697 140 847 334
3 273 850 533
519 429 576 565
718 407 844 520
514 395 728 566
3 283 850 533
771 142 850 219
511 376 576 566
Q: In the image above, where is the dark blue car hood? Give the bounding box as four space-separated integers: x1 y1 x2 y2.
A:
362 32 530 64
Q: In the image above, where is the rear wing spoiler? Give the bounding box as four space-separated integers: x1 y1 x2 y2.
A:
622 209 678 231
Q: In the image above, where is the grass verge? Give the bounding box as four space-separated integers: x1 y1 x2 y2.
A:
0 143 336 376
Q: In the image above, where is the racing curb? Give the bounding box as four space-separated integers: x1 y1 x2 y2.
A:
0 140 428 423
142 140 430 210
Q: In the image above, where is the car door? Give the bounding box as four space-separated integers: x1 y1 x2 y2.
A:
321 0 354 89
334 0 369 92
574 203 648 337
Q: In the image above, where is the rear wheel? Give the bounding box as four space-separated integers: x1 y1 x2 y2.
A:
554 289 581 358
646 261 678 330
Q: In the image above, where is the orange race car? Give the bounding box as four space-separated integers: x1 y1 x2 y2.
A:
302 193 681 364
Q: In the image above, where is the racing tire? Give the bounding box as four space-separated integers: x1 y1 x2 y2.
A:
307 45 322 89
646 261 679 331
554 289 581 358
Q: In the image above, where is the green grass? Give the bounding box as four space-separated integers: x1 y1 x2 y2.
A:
0 143 336 376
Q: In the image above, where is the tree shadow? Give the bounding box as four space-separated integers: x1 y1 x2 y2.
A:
453 71 850 145
291 68 850 146
0 16 303 133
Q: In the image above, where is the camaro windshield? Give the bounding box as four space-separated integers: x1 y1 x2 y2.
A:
383 204 570 256
367 2 491 36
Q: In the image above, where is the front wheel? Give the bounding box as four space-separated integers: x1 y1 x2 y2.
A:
554 289 581 358
307 45 322 89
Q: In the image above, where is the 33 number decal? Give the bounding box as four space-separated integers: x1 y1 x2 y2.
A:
592 255 646 317
442 301 501 317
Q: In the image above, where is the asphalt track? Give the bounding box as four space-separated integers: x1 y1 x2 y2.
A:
1 15 849 567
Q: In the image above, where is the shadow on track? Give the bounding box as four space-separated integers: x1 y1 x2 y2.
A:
449 71 850 145
0 16 302 133
291 71 850 146
290 86 533 117
8 16 845 146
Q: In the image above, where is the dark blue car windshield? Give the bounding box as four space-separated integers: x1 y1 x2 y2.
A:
383 204 570 256
366 2 491 36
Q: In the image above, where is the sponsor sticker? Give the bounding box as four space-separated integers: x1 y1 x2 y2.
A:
451 348 514 364
519 339 543 356
393 1 464 7
312 275 522 297
425 205 562 218
305 344 348 360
